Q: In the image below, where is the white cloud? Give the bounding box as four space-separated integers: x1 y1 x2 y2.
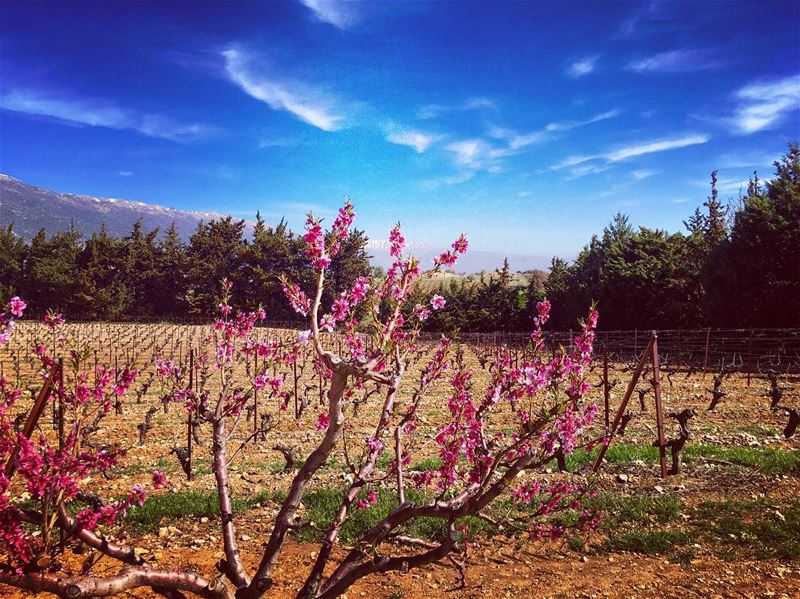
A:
729 75 800 134
631 169 658 180
497 109 620 150
298 0 359 29
0 89 215 142
716 150 780 169
567 164 609 180
420 171 475 189
386 129 439 153
117 170 133 177
445 139 491 169
628 48 724 73
690 175 767 195
516 190 533 198
605 134 709 161
462 96 497 111
566 56 599 78
223 48 346 131
552 134 709 171
544 109 620 133
417 97 497 120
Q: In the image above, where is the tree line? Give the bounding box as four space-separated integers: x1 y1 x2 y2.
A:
412 144 800 332
1 144 797 330
0 214 371 322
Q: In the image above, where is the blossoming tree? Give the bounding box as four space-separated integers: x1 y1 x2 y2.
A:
0 202 601 598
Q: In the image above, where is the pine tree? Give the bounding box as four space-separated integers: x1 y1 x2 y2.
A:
0 224 26 302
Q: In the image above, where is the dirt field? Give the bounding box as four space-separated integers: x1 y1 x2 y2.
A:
1 323 798 598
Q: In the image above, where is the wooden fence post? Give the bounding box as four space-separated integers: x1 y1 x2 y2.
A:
187 349 194 481
651 332 668 479
4 361 61 477
592 335 654 473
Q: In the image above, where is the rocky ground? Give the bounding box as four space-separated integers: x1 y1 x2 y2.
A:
1 324 798 598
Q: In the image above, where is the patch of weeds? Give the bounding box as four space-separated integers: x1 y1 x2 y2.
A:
409 457 442 471
669 547 697 564
567 535 586 552
296 487 496 544
684 445 800 474
738 423 779 437
125 489 278 532
566 442 799 475
562 444 660 471
586 493 682 526
603 530 695 554
692 498 800 560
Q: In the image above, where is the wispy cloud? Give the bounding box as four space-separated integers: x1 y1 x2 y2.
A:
616 0 660 39
691 175 750 195
417 96 497 120
716 149 780 169
298 0 359 29
567 164 609 180
445 139 494 169
516 190 533 198
223 48 347 131
628 48 725 73
605 134 709 161
494 109 620 150
420 171 475 189
0 89 216 142
566 55 599 78
258 134 304 149
117 170 133 177
631 169 658 180
553 134 709 171
728 75 800 134
385 128 439 153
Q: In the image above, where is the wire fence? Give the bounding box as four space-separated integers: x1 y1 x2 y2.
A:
432 328 800 374
2 321 799 379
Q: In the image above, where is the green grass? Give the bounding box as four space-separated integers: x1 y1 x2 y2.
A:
409 457 442 471
603 530 695 554
738 423 780 437
684 444 800 474
561 444 660 471
562 442 799 475
691 498 800 560
297 487 495 544
125 489 278 532
585 492 682 526
598 497 800 561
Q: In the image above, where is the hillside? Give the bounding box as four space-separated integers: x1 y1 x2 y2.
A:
0 174 221 240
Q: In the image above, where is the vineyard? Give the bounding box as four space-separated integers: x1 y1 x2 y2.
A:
1 317 798 598
0 205 798 599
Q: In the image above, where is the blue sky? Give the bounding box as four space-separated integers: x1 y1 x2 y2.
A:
1 0 798 259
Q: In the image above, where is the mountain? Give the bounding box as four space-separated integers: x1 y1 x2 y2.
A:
0 174 552 274
0 174 224 240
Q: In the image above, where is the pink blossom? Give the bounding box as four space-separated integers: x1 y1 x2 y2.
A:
430 294 446 310
283 283 311 316
152 471 167 489
355 489 378 510
315 412 330 430
8 297 25 318
43 310 65 329
303 215 331 270
388 225 406 258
